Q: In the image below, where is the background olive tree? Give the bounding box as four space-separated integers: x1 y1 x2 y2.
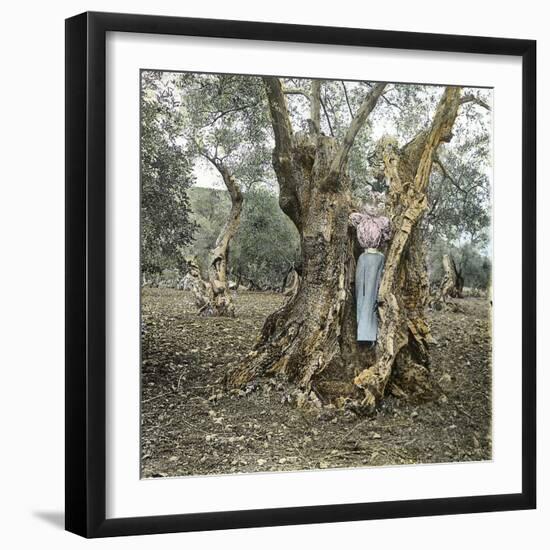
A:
171 73 272 315
141 71 197 276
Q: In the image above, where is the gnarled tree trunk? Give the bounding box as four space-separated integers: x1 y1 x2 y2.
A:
436 253 463 304
188 156 243 316
226 80 462 410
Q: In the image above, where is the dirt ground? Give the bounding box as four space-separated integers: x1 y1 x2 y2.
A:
140 288 492 478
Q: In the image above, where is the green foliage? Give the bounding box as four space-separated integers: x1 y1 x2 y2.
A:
171 73 273 190
425 90 492 246
185 186 300 288
230 187 301 288
141 71 197 274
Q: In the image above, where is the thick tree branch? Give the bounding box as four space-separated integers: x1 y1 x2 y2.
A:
263 77 294 157
414 87 463 194
327 82 387 183
263 77 302 230
310 80 321 135
283 81 332 136
384 87 462 280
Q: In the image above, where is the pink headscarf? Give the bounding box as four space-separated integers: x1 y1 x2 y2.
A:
349 209 391 249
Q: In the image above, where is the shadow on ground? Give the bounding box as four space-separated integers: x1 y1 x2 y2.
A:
33 510 64 530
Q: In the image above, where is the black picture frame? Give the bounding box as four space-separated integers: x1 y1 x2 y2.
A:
65 11 536 538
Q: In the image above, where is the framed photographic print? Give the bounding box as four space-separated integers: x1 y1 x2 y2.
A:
65 11 536 538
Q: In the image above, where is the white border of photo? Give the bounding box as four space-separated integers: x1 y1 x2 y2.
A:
105 31 522 519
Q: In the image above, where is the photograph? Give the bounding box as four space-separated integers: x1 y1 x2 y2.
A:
139 70 493 479
0 0 542 545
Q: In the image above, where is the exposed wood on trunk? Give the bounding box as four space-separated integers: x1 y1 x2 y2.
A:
353 87 462 406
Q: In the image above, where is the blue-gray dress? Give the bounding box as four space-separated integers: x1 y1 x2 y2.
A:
355 250 385 342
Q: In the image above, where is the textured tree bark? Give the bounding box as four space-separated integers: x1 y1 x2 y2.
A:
437 253 463 304
225 135 366 393
189 156 243 317
281 266 300 297
184 257 215 315
206 160 243 316
226 82 462 411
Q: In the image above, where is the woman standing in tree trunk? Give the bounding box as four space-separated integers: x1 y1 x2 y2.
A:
350 204 391 345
